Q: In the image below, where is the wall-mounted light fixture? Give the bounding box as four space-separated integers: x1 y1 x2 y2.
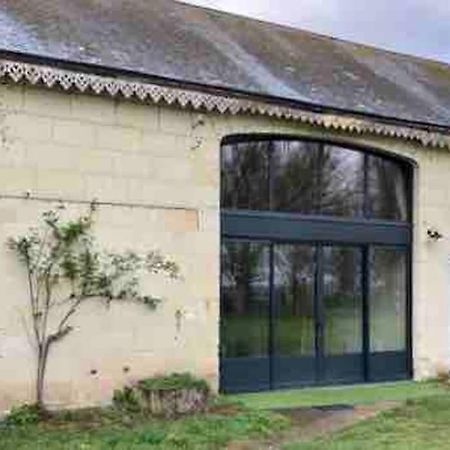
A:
427 228 443 241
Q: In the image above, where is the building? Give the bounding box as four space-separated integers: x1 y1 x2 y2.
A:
0 0 449 411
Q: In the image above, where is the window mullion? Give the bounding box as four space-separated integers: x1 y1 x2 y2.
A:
268 141 274 211
316 142 324 215
363 153 369 218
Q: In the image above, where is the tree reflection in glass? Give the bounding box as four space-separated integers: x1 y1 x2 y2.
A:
272 141 319 214
221 139 409 222
319 146 364 217
221 241 270 358
221 142 269 211
273 244 315 356
322 246 363 355
368 155 408 221
370 247 406 352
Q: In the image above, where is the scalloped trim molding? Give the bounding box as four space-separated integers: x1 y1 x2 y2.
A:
0 58 449 149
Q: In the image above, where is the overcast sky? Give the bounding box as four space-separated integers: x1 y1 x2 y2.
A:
181 0 450 64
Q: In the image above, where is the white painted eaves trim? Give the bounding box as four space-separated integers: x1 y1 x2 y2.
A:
0 58 449 149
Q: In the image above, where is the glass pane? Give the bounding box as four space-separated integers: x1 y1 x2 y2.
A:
221 240 270 358
368 155 408 221
273 244 315 356
319 145 364 217
370 247 407 352
221 142 269 210
322 246 363 355
272 140 319 214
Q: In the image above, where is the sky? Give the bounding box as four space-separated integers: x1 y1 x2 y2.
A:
181 0 450 64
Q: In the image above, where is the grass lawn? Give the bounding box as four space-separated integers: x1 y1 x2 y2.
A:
284 393 450 450
0 404 289 450
2 382 450 449
228 380 448 409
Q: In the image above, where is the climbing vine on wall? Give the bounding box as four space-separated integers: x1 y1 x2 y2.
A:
7 201 179 410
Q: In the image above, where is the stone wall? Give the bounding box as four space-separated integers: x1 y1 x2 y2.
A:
0 82 448 412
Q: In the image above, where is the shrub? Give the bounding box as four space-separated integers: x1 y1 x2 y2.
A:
137 373 210 393
112 386 141 413
4 403 43 426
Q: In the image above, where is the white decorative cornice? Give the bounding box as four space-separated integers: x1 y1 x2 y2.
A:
0 58 449 149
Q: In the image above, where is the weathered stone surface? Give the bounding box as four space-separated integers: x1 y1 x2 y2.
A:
137 388 209 417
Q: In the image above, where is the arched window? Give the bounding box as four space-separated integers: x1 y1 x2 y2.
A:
221 139 409 221
220 137 412 393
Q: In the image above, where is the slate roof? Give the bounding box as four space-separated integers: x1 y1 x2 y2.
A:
0 0 449 129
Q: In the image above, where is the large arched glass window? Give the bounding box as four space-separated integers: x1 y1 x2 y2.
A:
220 137 412 393
221 139 410 221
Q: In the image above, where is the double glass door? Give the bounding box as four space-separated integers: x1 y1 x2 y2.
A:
220 239 409 393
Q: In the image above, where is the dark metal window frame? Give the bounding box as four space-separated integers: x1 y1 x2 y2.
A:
220 135 414 392
222 133 413 223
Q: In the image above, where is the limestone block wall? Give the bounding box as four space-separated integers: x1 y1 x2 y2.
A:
0 84 220 412
0 81 448 412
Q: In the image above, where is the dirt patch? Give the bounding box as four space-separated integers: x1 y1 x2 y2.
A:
227 401 400 449
208 403 245 416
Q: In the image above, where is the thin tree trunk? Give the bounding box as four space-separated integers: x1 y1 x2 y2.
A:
36 340 51 409
36 346 44 407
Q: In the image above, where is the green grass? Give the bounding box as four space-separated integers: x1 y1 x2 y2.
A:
0 405 289 450
3 383 450 449
227 381 448 410
284 393 450 450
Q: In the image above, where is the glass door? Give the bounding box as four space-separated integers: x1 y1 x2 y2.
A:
368 246 408 381
220 240 409 392
321 246 364 383
272 244 316 388
220 240 271 392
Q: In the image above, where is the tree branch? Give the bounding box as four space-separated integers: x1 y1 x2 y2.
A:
40 273 53 345
25 252 41 345
53 292 99 339
54 297 83 338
